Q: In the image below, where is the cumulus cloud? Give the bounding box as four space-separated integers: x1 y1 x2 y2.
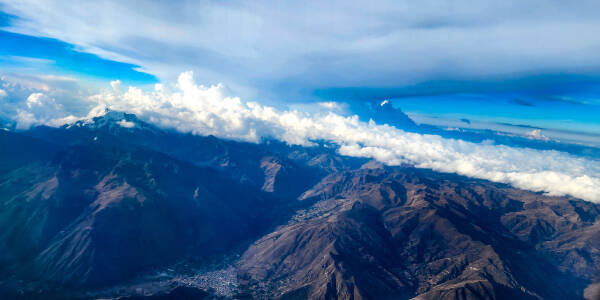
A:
2 71 599 202
25 92 48 108
15 92 78 129
525 129 550 141
0 75 92 129
110 80 122 91
12 71 592 203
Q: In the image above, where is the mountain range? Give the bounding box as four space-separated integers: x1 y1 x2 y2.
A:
0 111 598 300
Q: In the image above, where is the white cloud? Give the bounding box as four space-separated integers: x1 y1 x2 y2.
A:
15 92 78 129
525 129 550 141
3 71 600 202
42 71 596 203
25 92 47 108
0 75 95 129
317 101 346 112
117 119 135 128
110 80 122 91
2 1 600 96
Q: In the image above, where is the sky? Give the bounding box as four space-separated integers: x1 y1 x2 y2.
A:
1 1 600 134
1 1 600 202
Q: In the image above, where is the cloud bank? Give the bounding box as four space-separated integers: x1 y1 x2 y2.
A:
3 0 600 98
0 74 90 129
4 71 600 203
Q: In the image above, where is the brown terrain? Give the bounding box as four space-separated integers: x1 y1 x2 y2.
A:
239 164 600 300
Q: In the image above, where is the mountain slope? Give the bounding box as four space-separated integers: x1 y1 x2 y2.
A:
0 133 289 293
25 111 358 198
238 166 600 299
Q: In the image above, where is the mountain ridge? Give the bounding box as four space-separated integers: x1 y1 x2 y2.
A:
0 112 598 299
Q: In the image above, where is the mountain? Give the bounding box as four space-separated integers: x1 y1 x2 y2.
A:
369 100 420 131
25 111 359 198
362 100 600 159
239 166 599 299
0 112 598 299
0 133 287 289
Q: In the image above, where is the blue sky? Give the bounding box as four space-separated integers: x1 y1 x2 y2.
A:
321 88 600 134
0 28 156 85
0 0 599 145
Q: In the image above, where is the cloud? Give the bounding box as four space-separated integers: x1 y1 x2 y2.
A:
0 74 93 128
15 92 79 129
116 119 135 128
110 80 121 91
7 71 597 202
2 1 600 98
525 129 550 141
1 3 598 201
318 101 346 112
25 92 48 108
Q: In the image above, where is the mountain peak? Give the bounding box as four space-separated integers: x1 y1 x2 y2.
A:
370 100 419 130
64 109 143 131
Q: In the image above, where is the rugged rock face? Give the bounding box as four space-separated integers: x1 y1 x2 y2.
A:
1 112 598 299
239 203 412 300
238 166 600 300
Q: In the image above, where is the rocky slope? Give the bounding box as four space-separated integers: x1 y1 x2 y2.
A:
238 166 600 299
